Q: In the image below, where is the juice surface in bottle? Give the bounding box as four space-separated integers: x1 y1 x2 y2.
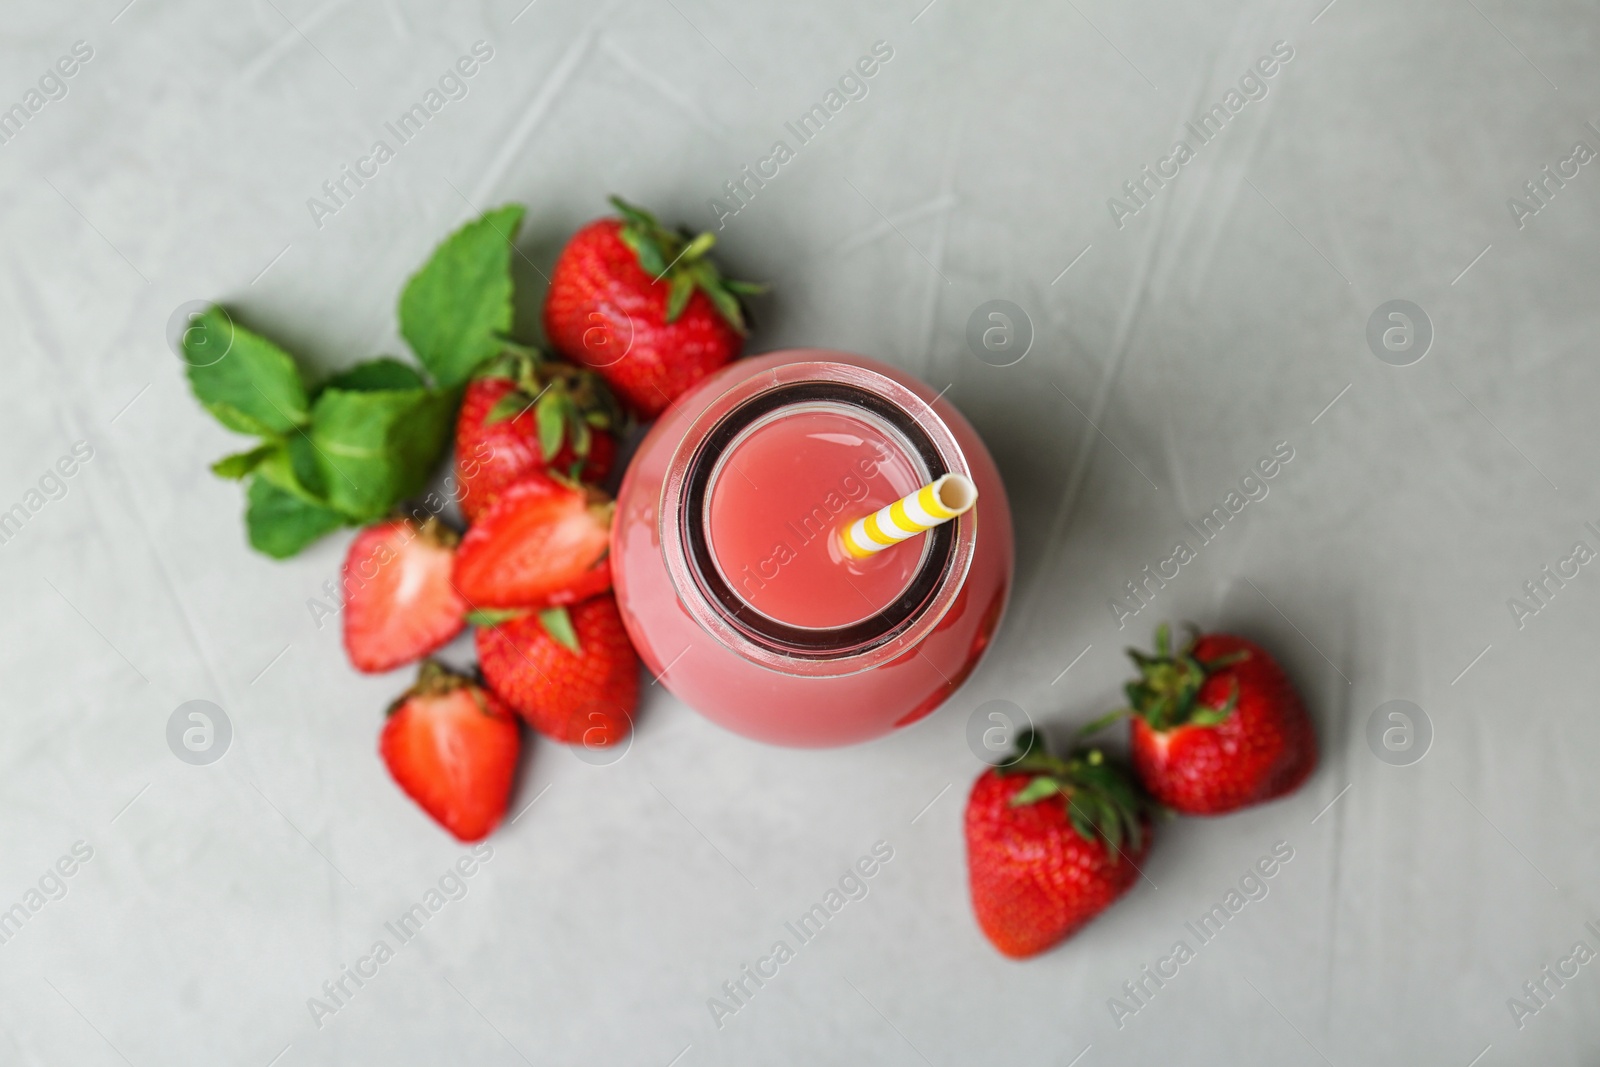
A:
704 404 926 630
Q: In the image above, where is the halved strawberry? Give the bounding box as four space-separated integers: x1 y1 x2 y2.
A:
342 518 467 673
476 596 639 746
380 662 521 842
452 472 613 609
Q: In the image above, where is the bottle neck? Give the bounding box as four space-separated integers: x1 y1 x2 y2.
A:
659 362 976 678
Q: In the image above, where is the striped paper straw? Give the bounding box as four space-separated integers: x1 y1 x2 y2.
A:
840 474 978 558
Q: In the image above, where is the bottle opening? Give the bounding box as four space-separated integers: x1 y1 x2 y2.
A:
680 381 956 658
705 400 929 628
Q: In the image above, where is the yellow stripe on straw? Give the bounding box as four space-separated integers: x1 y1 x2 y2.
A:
841 474 978 558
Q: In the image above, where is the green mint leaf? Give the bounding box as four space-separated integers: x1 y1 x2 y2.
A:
210 442 277 480
537 607 581 653
320 357 427 393
247 437 330 506
244 476 347 558
288 433 330 500
184 307 310 435
308 386 455 521
398 204 526 389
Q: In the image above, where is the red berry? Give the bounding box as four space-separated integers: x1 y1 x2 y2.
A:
380 662 521 842
476 596 639 746
455 362 619 522
341 519 467 674
966 739 1152 959
1123 627 1317 815
452 472 613 610
543 199 762 418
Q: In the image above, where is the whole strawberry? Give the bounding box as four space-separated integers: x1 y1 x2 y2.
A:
476 595 638 747
342 518 467 673
455 351 620 522
380 662 521 842
452 472 614 609
1116 624 1317 815
966 731 1153 959
543 197 763 418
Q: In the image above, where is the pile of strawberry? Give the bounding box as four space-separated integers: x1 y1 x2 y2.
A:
183 197 759 843
357 199 762 842
965 624 1317 958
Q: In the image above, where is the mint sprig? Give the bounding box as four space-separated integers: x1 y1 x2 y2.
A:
184 204 531 558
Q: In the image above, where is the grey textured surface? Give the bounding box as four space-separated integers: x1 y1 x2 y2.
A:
2 0 1598 1063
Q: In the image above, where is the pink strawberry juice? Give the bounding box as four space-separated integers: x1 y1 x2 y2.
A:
612 350 1013 747
704 406 926 630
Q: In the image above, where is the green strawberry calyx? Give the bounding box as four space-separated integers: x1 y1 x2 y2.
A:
465 608 527 627
1082 623 1249 737
996 729 1151 853
477 346 623 478
609 195 766 334
464 606 581 653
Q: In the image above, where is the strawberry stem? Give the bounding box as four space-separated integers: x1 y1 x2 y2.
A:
389 660 474 714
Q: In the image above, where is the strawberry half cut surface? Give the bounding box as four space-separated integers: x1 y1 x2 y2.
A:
342 518 468 674
1107 624 1318 816
452 472 614 610
965 730 1154 959
379 662 521 843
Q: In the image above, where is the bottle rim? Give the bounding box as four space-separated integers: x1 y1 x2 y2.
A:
658 360 976 678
